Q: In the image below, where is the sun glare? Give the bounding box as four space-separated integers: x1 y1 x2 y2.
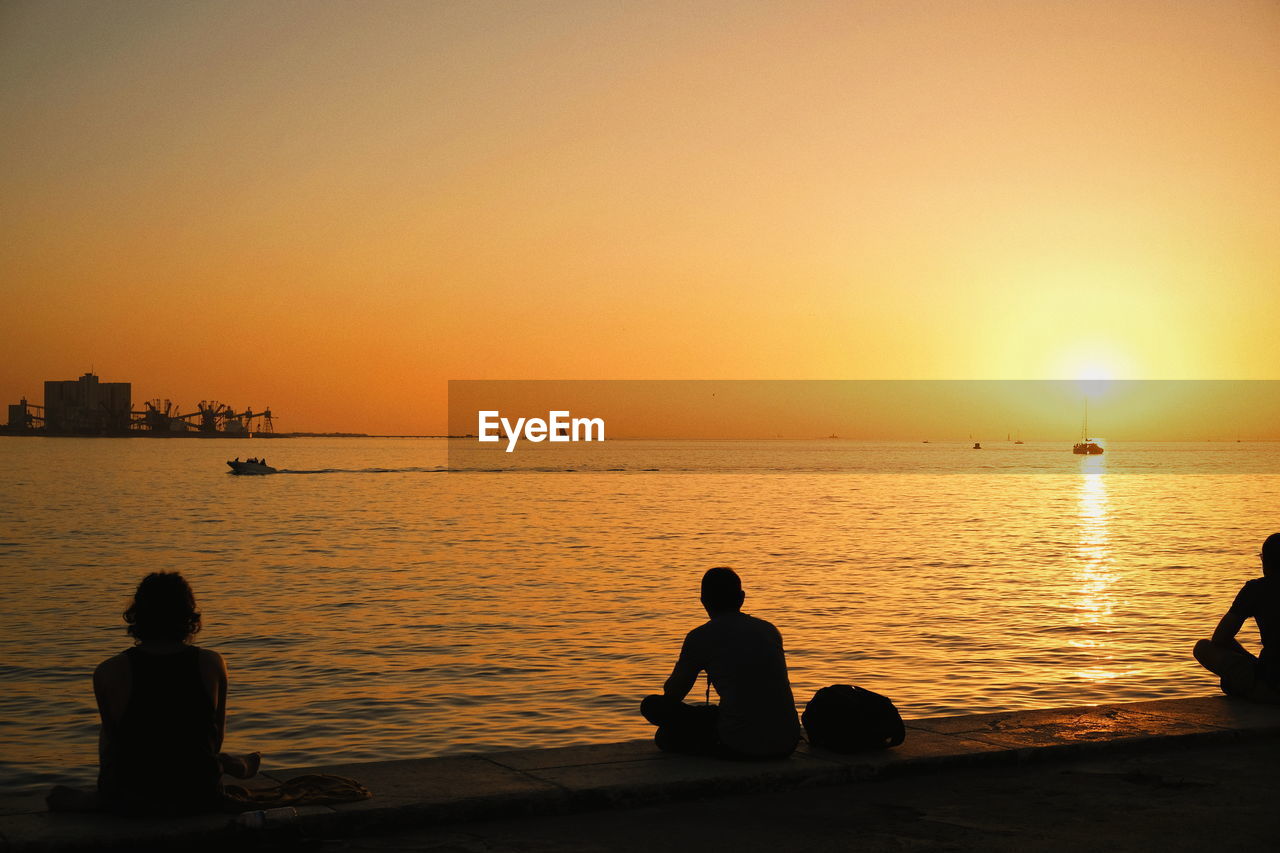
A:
1075 366 1114 381
1054 342 1137 384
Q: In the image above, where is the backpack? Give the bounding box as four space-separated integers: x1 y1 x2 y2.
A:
801 684 906 752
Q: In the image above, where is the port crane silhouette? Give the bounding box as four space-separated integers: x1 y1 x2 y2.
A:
132 399 274 434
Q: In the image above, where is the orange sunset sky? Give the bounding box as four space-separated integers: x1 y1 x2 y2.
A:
2 1 1278 435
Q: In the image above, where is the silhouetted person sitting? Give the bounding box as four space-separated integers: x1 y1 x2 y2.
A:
1194 533 1280 703
56 572 260 814
641 567 800 759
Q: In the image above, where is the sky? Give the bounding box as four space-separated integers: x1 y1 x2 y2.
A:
2 1 1278 434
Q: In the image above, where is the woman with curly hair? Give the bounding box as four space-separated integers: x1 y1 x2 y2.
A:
89 572 259 814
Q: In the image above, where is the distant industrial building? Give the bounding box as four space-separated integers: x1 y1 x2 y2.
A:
7 399 37 431
44 373 133 433
3 371 275 437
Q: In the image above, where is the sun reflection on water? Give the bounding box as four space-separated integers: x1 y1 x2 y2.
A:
1071 457 1132 684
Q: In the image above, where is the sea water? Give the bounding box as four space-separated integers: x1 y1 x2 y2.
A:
2 436 1277 792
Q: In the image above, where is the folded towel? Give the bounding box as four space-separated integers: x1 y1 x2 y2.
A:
223 773 371 809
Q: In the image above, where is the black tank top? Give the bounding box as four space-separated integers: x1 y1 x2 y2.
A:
98 646 222 814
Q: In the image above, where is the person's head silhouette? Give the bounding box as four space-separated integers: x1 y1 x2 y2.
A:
701 566 745 615
124 572 202 644
1262 533 1280 577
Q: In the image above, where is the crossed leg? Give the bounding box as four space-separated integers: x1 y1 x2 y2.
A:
1193 640 1280 703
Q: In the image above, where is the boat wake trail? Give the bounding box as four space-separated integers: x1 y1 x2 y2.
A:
273 467 449 475
267 467 642 474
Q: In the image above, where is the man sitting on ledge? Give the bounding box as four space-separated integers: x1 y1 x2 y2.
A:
641 567 800 759
1194 532 1280 703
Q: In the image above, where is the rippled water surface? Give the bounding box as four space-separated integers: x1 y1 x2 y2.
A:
2 437 1278 792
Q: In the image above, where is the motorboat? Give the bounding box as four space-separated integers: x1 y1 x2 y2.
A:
972 442 982 449
227 459 277 475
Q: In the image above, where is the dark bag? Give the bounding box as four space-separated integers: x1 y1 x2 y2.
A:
801 684 906 752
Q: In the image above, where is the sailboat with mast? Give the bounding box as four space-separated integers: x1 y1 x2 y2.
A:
1072 400 1103 455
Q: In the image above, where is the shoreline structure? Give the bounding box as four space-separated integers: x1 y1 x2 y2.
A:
4 694 1278 851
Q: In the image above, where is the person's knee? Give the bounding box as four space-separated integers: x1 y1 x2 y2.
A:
641 694 667 726
1194 639 1238 676
1193 639 1215 667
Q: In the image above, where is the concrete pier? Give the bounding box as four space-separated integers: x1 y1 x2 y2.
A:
4 695 1279 851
